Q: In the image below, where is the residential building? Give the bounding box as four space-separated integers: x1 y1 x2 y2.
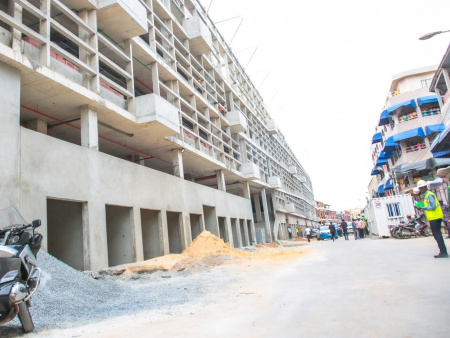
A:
0 0 315 270
429 44 450 157
369 66 450 198
316 201 337 224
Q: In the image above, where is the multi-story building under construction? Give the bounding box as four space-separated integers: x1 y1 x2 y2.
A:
0 0 316 270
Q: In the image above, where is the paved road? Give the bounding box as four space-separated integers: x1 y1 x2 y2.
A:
34 236 450 338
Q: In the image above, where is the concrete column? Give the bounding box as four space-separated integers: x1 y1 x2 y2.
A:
261 189 272 243
7 0 22 53
124 39 134 96
181 212 190 250
249 220 256 245
272 211 281 241
151 62 160 95
172 149 184 178
243 181 250 199
84 199 108 270
39 0 51 67
225 217 233 246
80 106 99 150
216 169 226 191
243 220 250 246
253 194 262 222
78 9 99 93
435 88 444 110
160 209 170 255
443 69 450 91
131 207 144 263
0 62 20 208
27 118 47 134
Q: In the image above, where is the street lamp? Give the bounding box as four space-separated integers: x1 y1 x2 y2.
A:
419 30 450 40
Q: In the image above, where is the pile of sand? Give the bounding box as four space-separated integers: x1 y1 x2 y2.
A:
119 230 305 278
182 230 236 258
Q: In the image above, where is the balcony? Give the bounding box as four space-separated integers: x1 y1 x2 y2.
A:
227 110 247 133
182 16 212 55
288 165 298 174
240 162 261 180
266 119 278 135
131 94 180 135
268 176 281 189
286 203 296 213
97 0 148 43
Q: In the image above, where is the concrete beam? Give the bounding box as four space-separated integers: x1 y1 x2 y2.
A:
261 189 272 243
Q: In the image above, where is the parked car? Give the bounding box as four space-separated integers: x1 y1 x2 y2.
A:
316 225 338 240
346 222 354 234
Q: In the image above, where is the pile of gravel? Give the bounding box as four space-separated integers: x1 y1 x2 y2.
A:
0 250 227 336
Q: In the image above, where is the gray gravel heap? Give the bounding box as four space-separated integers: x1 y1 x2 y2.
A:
0 251 219 337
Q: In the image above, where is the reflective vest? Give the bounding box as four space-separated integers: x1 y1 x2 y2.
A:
424 191 444 221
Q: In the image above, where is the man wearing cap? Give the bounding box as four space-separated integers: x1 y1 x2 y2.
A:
416 180 448 258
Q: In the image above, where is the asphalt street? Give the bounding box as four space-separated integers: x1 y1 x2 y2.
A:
30 235 450 338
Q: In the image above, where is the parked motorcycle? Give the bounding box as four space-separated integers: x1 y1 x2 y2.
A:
399 214 431 239
0 206 42 332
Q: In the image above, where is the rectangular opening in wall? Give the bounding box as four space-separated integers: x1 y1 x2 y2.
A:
141 209 161 260
231 218 239 248
202 205 218 236
167 211 182 254
47 199 84 270
106 205 134 267
190 213 202 240
218 216 227 241
240 219 247 246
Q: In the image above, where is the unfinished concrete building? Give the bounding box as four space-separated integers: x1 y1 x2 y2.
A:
0 0 316 270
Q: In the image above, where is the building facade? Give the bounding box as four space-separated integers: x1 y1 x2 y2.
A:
0 0 315 270
315 201 337 224
369 66 450 198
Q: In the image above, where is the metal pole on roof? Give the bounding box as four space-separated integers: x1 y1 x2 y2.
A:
215 16 240 24
229 18 244 47
418 29 450 40
207 0 214 14
244 48 257 70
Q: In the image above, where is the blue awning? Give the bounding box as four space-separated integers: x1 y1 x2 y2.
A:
385 179 394 189
393 127 426 142
371 165 384 176
417 95 440 106
431 124 450 153
383 136 399 152
379 151 393 160
386 99 417 115
372 132 382 144
378 184 387 194
376 158 388 165
378 110 390 126
433 149 450 158
425 123 445 135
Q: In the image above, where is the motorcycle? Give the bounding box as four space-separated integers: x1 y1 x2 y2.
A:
0 205 43 333
399 214 430 239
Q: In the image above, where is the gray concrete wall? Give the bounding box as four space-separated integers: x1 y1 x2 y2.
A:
105 205 134 267
0 62 20 208
190 214 202 241
167 211 182 254
18 128 253 269
141 209 162 260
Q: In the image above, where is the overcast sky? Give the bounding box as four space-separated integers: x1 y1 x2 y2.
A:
200 0 450 211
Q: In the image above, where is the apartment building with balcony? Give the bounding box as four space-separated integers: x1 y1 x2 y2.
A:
0 0 315 270
369 66 450 198
315 201 336 224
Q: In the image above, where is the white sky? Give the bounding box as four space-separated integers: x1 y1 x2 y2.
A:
200 0 450 211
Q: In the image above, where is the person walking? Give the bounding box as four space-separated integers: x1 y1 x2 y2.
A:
329 222 336 242
305 227 311 242
356 218 364 239
416 180 448 258
438 199 450 239
352 219 358 240
299 227 303 237
296 227 299 237
288 226 292 239
341 219 348 240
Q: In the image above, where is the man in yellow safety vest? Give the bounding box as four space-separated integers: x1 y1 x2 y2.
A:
416 180 448 258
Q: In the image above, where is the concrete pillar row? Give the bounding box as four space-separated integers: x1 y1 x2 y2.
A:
172 149 184 178
80 106 99 150
131 207 144 263
261 189 272 243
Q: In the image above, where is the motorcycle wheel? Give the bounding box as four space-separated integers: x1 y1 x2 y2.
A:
18 301 34 333
392 228 400 239
401 229 411 239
